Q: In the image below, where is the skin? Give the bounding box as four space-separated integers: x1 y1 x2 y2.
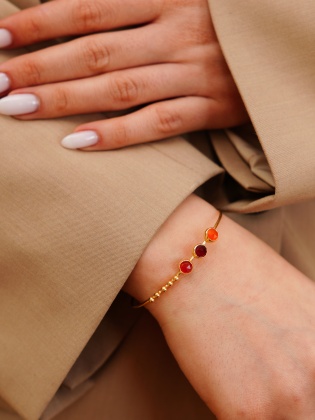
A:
0 0 248 148
1 1 315 417
125 195 315 419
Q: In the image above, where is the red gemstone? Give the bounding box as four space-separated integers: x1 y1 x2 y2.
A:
207 228 219 242
179 260 193 274
194 244 207 258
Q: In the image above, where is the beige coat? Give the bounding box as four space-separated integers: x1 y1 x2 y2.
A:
0 0 314 418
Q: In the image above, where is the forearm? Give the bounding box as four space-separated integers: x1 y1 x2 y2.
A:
124 194 315 417
124 194 308 321
123 194 219 317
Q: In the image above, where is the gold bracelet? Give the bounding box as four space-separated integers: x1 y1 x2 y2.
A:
132 211 223 309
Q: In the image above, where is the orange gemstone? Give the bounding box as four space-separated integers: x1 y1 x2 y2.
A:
206 228 218 242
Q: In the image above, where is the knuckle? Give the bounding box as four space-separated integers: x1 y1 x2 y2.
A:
81 39 110 73
109 76 139 104
272 371 309 414
183 27 211 46
163 0 194 12
72 0 105 31
26 16 42 40
281 384 306 408
155 106 184 135
110 122 128 148
234 402 270 420
51 88 70 113
20 59 42 85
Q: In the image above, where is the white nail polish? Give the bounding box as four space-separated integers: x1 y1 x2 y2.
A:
61 131 99 149
0 73 10 93
0 94 40 115
0 29 13 48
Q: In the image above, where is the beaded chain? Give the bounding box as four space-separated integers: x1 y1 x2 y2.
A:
132 211 222 308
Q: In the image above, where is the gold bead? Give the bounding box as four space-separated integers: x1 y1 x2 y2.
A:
132 212 222 309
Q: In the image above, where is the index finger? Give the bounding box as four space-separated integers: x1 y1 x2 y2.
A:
0 0 160 48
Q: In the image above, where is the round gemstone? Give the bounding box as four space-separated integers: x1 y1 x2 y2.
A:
179 260 193 274
194 244 207 258
206 228 219 242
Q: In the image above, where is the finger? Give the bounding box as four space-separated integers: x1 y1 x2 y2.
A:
1 64 205 118
60 97 217 150
0 0 160 48
0 25 168 90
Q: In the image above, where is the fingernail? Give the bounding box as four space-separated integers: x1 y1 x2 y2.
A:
0 29 13 48
0 94 40 115
61 131 99 149
0 73 10 93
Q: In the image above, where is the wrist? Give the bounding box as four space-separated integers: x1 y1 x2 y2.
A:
123 194 221 320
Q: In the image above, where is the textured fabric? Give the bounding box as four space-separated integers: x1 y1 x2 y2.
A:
53 310 216 420
0 0 314 419
0 2 219 418
209 0 315 211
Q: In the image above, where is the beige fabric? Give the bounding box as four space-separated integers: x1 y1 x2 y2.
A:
0 2 219 419
0 0 314 419
53 310 216 420
209 0 315 212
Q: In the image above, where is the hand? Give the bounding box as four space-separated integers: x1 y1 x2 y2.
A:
0 0 248 150
125 195 315 418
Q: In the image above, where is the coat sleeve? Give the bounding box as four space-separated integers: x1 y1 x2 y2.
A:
207 0 315 213
0 2 224 419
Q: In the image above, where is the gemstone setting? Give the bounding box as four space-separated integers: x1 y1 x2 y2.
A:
179 260 193 274
206 228 219 242
194 244 207 258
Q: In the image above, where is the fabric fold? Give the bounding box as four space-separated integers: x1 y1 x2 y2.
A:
209 0 315 211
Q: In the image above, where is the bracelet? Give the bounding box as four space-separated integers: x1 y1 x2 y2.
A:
132 211 223 309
